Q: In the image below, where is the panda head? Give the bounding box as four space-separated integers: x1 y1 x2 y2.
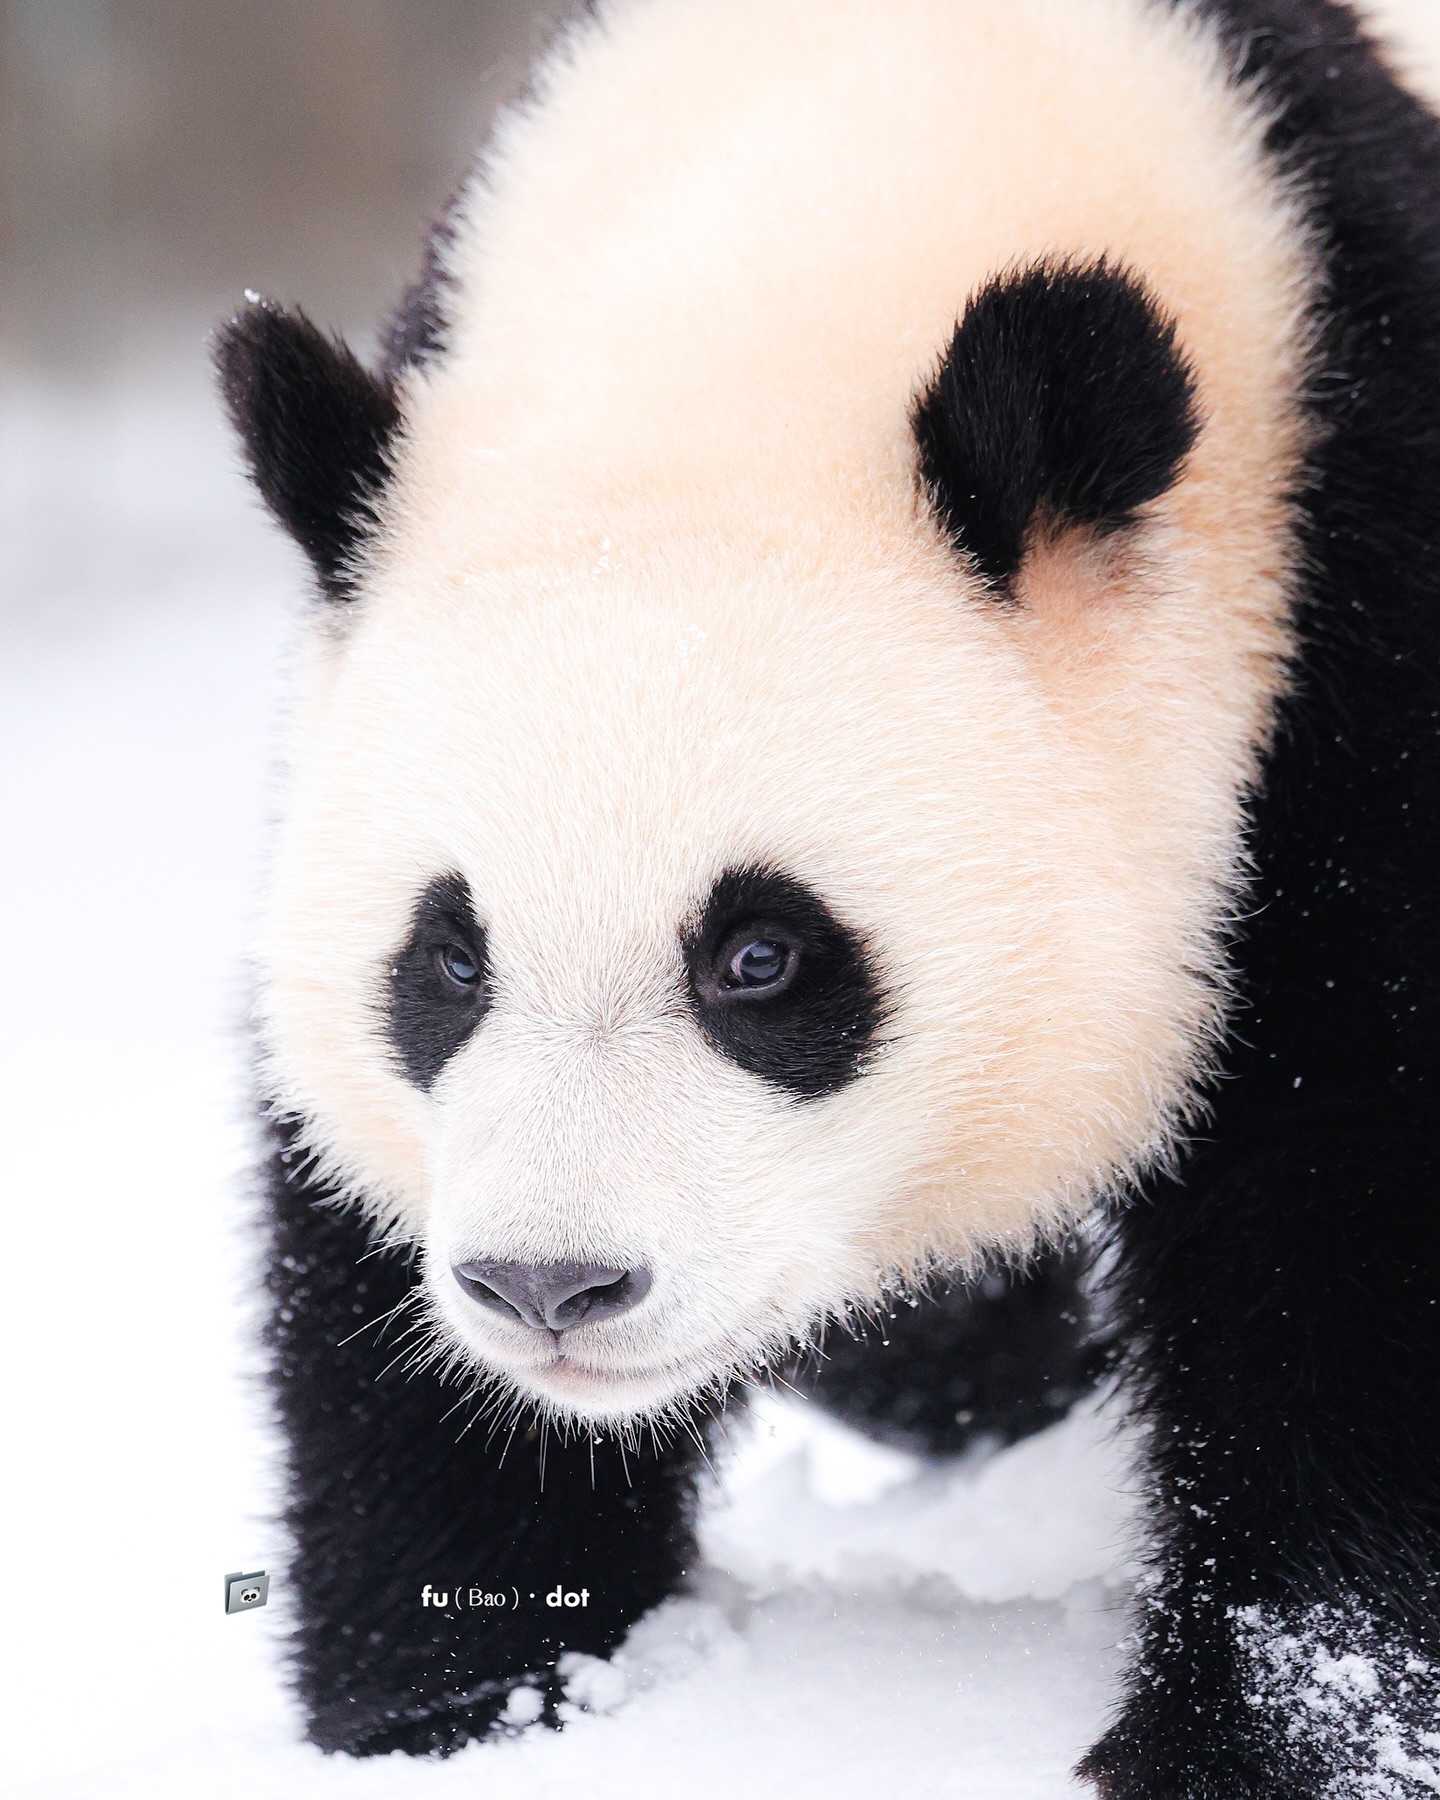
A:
218 105 1303 1425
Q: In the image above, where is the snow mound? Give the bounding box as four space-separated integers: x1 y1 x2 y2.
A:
702 1387 1137 1604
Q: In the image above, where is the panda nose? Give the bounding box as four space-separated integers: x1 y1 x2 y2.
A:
452 1261 652 1332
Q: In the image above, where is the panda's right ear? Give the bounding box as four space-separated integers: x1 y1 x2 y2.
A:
213 298 400 604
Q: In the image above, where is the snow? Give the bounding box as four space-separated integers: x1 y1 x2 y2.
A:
1235 1604 1440 1796
0 367 1141 1797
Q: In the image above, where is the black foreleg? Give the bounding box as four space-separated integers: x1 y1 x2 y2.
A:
263 1121 712 1757
796 1239 1105 1457
1080 1103 1440 1798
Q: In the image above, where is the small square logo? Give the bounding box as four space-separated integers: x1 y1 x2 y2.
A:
225 1570 269 1614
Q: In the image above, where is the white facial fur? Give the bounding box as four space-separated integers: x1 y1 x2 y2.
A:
255 0 1317 1424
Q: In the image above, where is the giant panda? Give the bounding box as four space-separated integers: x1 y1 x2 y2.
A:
215 0 1440 1791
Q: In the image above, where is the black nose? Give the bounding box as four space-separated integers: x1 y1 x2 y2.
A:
452 1260 652 1332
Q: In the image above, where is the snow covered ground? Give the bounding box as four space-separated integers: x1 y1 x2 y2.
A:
0 366 1142 1798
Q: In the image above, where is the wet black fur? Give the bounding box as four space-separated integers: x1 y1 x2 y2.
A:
216 187 461 601
381 201 458 380
912 259 1200 592
385 873 491 1091
1078 3 1440 1795
682 866 887 1101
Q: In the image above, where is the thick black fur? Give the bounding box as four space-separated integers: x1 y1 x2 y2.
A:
796 1241 1106 1456
215 202 459 601
683 866 887 1100
385 873 491 1091
214 300 400 603
263 1115 717 1756
1078 3 1440 1794
911 259 1199 592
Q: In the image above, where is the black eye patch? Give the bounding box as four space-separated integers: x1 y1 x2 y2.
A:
385 873 491 1090
683 867 886 1100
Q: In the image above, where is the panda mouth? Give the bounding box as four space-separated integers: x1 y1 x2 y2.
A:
437 1276 757 1412
549 1345 689 1385
505 1338 725 1411
463 1324 671 1380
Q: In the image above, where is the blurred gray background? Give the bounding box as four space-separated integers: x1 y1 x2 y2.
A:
1 0 573 374
7 0 1440 404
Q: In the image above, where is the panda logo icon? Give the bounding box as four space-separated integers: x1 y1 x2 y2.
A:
225 1571 269 1615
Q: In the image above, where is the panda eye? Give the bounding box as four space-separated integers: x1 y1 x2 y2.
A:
436 942 482 991
713 926 798 999
684 867 883 1100
387 874 492 1091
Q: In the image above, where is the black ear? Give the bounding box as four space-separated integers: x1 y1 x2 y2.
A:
380 206 457 381
912 259 1200 596
213 299 401 603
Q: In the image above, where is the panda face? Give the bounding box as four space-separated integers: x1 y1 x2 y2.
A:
255 504 1265 1423
234 0 1319 1424
377 832 891 1419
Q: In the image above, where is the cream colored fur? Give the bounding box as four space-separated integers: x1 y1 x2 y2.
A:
257 0 1318 1423
1356 0 1440 111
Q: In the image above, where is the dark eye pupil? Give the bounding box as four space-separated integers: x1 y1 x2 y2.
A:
730 939 787 987
439 944 480 987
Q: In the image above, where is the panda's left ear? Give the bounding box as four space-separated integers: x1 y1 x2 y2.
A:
213 298 400 604
912 258 1200 598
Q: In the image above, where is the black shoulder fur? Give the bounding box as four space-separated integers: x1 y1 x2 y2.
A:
1081 3 1440 1794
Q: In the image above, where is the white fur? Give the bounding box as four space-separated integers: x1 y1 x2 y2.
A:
256 0 1318 1423
1357 0 1440 111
